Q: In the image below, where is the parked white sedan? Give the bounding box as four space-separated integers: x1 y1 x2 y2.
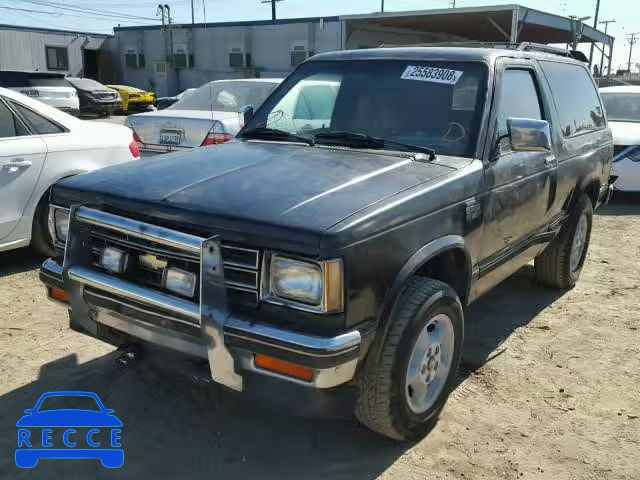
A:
0 87 140 255
600 85 640 191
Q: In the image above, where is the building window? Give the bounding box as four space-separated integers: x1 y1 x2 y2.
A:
229 48 244 68
125 53 138 68
45 46 68 71
290 45 308 67
125 52 145 69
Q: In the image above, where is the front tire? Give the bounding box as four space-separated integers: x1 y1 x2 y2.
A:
355 277 464 441
535 194 593 289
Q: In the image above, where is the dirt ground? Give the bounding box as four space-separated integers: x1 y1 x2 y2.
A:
0 196 638 480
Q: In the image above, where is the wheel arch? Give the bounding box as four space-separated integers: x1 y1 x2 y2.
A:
363 235 471 358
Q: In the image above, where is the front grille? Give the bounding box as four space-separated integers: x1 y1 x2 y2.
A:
88 225 262 308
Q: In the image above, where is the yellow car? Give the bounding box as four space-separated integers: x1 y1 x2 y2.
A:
107 85 155 113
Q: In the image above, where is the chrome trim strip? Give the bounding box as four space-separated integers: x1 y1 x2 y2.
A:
221 245 260 269
225 317 361 355
67 265 200 321
75 207 204 254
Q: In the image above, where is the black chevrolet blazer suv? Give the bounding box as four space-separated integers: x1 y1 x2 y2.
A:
40 45 613 440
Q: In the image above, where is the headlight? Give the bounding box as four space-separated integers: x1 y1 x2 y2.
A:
264 254 343 313
163 267 197 298
48 206 70 244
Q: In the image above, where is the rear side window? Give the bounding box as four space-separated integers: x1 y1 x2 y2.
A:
0 99 29 138
540 61 605 137
495 69 543 152
8 101 64 135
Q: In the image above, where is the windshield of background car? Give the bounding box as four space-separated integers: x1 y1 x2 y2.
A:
243 60 488 157
169 81 279 112
37 395 101 412
601 93 640 123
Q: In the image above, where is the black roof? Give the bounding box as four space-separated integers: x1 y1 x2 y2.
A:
310 46 586 65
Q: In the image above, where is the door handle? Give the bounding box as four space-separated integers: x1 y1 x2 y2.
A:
1 158 32 173
544 156 556 167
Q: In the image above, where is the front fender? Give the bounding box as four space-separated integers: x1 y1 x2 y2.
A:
358 235 471 368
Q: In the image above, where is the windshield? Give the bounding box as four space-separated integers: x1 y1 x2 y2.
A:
67 77 107 91
601 93 640 123
37 395 101 412
242 60 488 158
169 81 279 112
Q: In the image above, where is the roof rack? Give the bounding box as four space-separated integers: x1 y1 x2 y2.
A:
378 41 589 62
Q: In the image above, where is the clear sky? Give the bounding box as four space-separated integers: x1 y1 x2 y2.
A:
3 0 639 71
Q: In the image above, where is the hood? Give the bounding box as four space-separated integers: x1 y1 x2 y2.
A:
53 141 455 249
608 121 640 146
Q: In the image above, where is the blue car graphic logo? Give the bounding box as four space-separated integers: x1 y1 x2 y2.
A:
15 391 123 468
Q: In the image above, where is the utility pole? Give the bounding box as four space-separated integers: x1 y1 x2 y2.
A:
627 33 639 72
191 0 194 24
381 0 384 12
157 4 166 63
260 0 283 22
450 0 456 7
588 0 601 67
598 19 615 77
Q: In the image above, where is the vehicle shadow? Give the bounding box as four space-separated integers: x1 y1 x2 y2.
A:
0 267 565 479
0 248 44 278
596 192 640 216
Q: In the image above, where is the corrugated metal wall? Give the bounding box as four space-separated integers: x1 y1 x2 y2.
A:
0 27 109 76
114 19 342 96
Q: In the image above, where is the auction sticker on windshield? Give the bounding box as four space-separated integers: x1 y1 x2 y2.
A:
401 66 463 85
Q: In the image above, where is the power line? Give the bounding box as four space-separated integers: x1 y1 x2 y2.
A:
18 0 159 21
0 4 157 24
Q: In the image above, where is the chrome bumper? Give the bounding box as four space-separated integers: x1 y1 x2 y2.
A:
41 253 362 390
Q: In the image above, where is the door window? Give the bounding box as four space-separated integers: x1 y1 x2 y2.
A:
8 101 64 135
496 69 543 153
540 61 605 137
0 100 29 138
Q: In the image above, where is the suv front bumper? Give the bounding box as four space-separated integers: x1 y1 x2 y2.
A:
40 258 363 390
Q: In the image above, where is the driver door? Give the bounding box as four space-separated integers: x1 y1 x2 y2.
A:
0 98 47 241
479 61 558 268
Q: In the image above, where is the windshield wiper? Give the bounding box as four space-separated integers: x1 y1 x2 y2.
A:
314 131 436 160
240 127 315 146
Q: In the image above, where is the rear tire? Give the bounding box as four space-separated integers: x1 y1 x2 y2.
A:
30 191 56 257
355 277 464 441
535 194 593 289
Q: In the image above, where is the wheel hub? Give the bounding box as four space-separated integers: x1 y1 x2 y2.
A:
405 313 455 414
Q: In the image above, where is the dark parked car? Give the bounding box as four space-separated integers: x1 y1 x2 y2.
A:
65 77 121 116
40 44 613 441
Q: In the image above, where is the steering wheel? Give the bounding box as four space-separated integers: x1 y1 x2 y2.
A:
442 122 466 143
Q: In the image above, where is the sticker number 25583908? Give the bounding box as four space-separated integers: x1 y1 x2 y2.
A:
401 65 463 85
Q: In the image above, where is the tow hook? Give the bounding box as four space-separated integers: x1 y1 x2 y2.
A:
117 345 142 366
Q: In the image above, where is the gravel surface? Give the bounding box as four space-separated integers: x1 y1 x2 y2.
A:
0 196 638 479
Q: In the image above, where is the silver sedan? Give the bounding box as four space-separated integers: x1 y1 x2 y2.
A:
125 78 282 155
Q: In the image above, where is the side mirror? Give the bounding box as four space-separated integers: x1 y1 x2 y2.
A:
238 105 254 129
507 117 551 153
